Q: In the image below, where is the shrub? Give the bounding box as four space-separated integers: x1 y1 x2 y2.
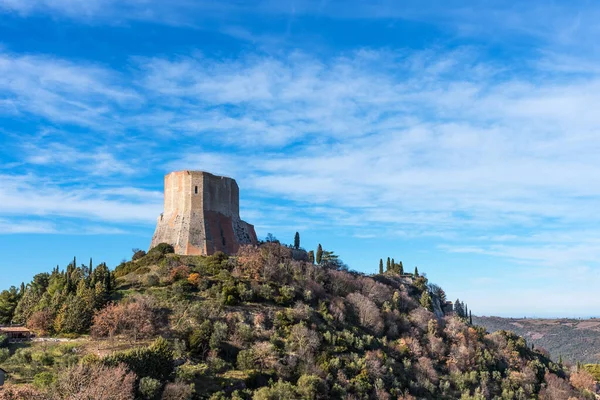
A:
232 322 254 346
103 337 173 381
297 374 327 400
139 377 162 400
132 249 147 261
207 354 229 373
0 334 7 348
33 351 54 366
135 266 152 275
32 371 55 389
256 284 274 301
151 243 175 255
175 363 208 382
276 285 295 305
161 382 194 400
253 380 297 400
170 266 191 282
237 349 256 370
189 321 212 359
237 282 253 302
188 273 201 286
114 261 134 277
172 280 195 294
0 347 10 363
210 321 228 351
144 273 160 287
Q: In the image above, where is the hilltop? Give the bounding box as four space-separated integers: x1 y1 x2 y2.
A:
473 316 600 364
0 242 597 399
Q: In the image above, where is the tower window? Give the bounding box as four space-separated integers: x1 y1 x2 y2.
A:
194 186 198 194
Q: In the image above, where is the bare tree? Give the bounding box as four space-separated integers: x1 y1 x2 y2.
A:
0 384 48 400
90 296 156 342
347 292 384 334
287 324 320 361
27 309 55 336
50 363 136 400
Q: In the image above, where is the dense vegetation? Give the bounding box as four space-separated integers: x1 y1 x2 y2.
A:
0 241 596 399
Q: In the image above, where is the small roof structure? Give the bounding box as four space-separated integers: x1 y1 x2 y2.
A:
0 327 31 333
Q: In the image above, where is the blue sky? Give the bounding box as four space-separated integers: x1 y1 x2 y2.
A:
1 0 600 317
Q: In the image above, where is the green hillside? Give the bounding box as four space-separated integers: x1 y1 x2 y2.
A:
0 243 596 399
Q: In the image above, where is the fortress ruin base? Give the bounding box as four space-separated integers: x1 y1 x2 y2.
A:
150 171 258 256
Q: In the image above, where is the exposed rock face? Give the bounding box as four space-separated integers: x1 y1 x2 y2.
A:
150 171 258 255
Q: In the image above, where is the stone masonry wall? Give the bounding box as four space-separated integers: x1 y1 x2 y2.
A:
150 170 258 255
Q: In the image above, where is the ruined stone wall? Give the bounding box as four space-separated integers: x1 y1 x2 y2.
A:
202 173 239 217
150 170 257 256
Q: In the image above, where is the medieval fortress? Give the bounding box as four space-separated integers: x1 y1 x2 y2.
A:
150 171 258 255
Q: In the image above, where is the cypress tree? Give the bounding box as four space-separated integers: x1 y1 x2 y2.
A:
308 251 315 264
379 259 384 274
414 266 419 277
391 258 395 272
398 261 404 275
454 299 463 317
469 310 472 325
316 244 323 265
386 257 391 271
66 257 75 293
103 263 112 293
294 232 300 249
420 291 433 311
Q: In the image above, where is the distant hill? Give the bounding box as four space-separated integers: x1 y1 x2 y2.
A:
473 316 600 364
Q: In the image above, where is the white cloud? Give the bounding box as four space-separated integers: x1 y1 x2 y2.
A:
0 174 162 223
0 218 56 234
0 51 138 128
24 142 137 176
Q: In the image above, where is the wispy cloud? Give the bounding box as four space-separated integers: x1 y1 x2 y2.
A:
24 142 136 176
0 51 138 128
0 174 161 223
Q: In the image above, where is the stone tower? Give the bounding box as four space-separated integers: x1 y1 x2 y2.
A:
150 170 258 255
